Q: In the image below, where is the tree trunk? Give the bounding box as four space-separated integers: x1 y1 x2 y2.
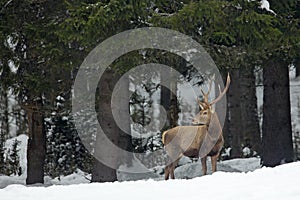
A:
91 158 117 182
262 59 294 167
239 66 261 155
161 71 178 129
92 69 132 182
0 89 9 139
26 103 46 184
92 70 118 182
222 109 231 149
228 69 243 158
0 88 9 174
161 85 171 128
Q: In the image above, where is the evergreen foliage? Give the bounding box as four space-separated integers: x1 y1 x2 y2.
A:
44 95 92 178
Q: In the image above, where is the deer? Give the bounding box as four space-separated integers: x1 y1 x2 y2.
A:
162 74 230 180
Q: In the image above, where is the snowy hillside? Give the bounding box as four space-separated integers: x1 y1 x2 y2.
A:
1 161 300 200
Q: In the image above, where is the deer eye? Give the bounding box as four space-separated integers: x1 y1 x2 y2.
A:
203 111 208 115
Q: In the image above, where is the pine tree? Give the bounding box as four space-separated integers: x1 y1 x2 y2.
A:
45 93 92 177
130 83 157 153
0 0 78 184
261 0 299 167
8 139 21 176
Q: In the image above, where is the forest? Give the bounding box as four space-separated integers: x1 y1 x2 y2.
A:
0 0 300 192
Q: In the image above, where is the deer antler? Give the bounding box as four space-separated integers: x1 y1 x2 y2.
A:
209 73 230 106
200 76 214 104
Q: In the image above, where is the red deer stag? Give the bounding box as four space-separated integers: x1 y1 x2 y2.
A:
162 74 230 180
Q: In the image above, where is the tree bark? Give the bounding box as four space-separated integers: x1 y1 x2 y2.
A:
26 102 46 184
161 85 171 128
239 66 261 155
92 70 119 182
92 69 132 182
228 69 243 158
0 89 9 140
262 59 294 167
160 71 178 129
0 88 9 174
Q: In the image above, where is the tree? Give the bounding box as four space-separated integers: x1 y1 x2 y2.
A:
44 97 93 178
92 69 132 182
0 0 76 184
0 88 9 174
261 0 299 166
59 1 152 181
262 59 294 166
152 0 279 159
7 139 21 176
239 65 261 155
227 69 243 157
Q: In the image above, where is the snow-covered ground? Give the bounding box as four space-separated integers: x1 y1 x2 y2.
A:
1 161 300 200
1 134 261 188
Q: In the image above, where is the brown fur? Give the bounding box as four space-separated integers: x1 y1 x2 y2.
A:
163 74 230 180
163 113 224 180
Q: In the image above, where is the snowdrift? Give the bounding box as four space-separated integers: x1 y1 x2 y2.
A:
1 161 300 200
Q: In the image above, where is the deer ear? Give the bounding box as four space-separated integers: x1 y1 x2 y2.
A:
197 98 205 110
210 106 215 113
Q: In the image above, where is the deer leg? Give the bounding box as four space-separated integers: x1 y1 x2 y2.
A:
170 158 180 179
164 165 170 180
201 156 207 175
170 164 175 179
211 153 219 173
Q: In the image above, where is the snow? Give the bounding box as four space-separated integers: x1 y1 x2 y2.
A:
1 161 300 200
259 0 276 15
220 157 261 172
1 138 261 188
8 60 18 74
221 147 232 157
242 146 251 157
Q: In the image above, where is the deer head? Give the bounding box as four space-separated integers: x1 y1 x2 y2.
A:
192 74 231 126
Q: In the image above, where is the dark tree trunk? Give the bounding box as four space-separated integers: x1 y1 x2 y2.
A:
239 66 261 155
160 72 178 129
91 158 117 182
0 89 9 140
0 88 9 174
92 70 119 182
228 69 243 158
92 70 132 182
161 85 171 129
262 59 294 167
222 109 231 149
26 102 46 184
